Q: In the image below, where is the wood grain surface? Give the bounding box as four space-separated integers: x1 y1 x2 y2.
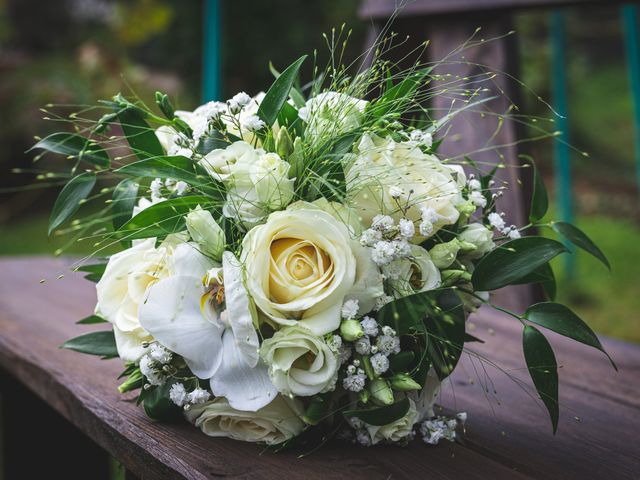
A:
0 257 638 479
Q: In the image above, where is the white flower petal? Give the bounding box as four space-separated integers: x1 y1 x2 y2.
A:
222 251 259 367
171 243 215 278
113 325 151 362
139 275 223 379
210 330 277 411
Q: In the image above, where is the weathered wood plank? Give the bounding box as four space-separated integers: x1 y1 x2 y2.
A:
1 257 638 479
359 0 640 19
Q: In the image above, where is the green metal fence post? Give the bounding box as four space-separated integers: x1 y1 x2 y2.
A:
202 0 221 102
622 4 640 200
550 10 575 278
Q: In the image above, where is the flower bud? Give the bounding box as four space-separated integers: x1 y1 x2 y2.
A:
389 373 421 392
186 206 225 261
369 379 394 405
457 223 494 259
441 269 472 286
456 200 477 224
358 388 370 404
429 239 461 269
276 126 294 158
340 319 364 342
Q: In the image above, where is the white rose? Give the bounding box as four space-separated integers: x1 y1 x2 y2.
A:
346 133 464 239
260 325 339 396
310 198 364 236
185 206 225 261
185 395 305 445
383 245 441 298
366 399 418 445
241 203 358 335
300 91 367 140
95 237 175 361
458 223 495 259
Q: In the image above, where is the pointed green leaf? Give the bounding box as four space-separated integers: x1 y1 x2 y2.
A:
511 262 556 301
111 179 139 232
118 195 213 240
344 397 410 426
525 302 616 370
76 315 108 325
258 55 307 127
48 172 96 235
61 330 118 358
302 392 333 425
523 325 559 434
529 161 549 222
29 132 109 167
143 380 182 421
551 222 610 270
118 107 164 160
471 237 568 291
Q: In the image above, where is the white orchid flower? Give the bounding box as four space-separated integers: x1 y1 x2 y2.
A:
139 247 276 411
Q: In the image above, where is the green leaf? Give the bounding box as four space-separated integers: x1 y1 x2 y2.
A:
115 156 213 190
471 237 568 291
196 132 230 155
112 179 139 232
155 91 175 119
143 380 182 421
118 195 213 240
258 55 307 127
464 333 485 343
29 132 109 167
76 315 108 325
523 325 559 434
524 302 617 370
61 330 118 358
302 392 332 425
48 172 96 235
118 107 164 160
423 289 466 380
389 351 416 372
551 222 610 270
376 291 430 336
344 397 410 426
529 160 548 222
367 69 430 119
511 262 556 301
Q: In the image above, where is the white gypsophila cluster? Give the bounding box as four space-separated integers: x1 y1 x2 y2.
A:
149 178 189 202
487 212 521 239
188 387 212 405
327 334 343 353
339 344 352 365
374 294 394 311
408 129 433 148
361 215 414 266
342 370 367 393
228 91 252 113
419 412 467 445
241 114 266 132
370 353 389 375
341 299 360 320
354 336 371 355
169 383 188 407
139 344 173 386
418 206 443 237
360 316 379 337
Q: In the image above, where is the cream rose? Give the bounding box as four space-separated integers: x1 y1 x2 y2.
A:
346 134 464 238
185 395 305 445
383 245 441 298
366 399 419 445
260 325 339 396
96 237 172 361
241 203 359 334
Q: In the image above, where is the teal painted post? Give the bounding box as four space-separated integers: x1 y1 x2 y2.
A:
550 10 575 278
202 0 221 102
622 4 640 199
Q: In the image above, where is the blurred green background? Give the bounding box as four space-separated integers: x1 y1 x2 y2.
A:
0 0 638 342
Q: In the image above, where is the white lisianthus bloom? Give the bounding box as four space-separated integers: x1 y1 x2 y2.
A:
346 133 465 240
242 202 379 335
199 141 260 183
185 396 305 445
186 205 225 261
458 223 495 259
383 245 441 298
201 142 294 229
139 249 277 411
95 236 184 361
260 325 339 396
300 91 367 140
365 399 419 445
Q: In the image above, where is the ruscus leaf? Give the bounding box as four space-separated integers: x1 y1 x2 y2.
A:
258 55 307 127
61 330 118 358
551 222 610 270
48 172 96 235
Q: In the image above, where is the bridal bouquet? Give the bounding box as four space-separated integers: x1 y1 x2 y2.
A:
34 34 615 449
